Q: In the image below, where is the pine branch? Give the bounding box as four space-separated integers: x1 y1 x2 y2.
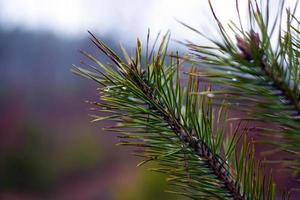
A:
181 0 300 167
139 70 244 199
73 31 279 199
260 54 300 112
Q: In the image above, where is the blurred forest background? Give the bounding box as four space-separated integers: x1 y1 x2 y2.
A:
0 0 298 199
0 0 204 199
0 29 158 200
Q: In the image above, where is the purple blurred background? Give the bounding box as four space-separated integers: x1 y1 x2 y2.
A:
0 0 299 199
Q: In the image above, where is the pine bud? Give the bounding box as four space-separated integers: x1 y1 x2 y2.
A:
236 30 260 61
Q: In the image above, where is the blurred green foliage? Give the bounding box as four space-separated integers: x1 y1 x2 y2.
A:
0 125 104 193
1 121 182 199
0 125 57 191
113 164 186 200
59 130 103 172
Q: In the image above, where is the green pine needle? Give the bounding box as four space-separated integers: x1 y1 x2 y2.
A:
73 30 282 199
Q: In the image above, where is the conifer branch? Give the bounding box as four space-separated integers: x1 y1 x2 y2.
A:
181 0 300 162
140 72 244 199
236 29 300 114
73 31 278 199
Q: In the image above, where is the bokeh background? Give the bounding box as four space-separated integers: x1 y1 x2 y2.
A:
0 0 298 199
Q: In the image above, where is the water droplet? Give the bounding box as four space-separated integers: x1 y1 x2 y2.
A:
128 97 137 101
207 93 215 98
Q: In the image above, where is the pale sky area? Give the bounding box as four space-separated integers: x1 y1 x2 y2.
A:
0 0 298 43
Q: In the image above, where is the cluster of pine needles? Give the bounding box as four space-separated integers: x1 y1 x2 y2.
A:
73 0 300 199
